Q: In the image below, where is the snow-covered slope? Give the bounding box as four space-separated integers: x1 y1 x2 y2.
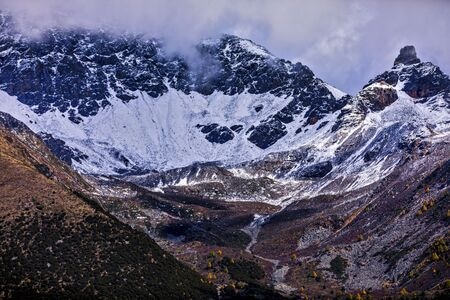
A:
0 87 343 174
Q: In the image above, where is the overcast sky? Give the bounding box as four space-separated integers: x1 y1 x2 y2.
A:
1 0 449 94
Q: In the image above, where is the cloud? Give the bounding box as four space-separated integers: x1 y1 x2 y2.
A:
0 0 449 94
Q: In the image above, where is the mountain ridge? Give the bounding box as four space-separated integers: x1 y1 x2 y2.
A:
0 16 351 174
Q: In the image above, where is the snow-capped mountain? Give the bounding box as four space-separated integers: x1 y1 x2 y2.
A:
0 13 449 191
0 14 348 174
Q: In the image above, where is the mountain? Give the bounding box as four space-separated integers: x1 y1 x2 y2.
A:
0 10 449 298
0 14 448 194
0 112 216 299
0 14 348 174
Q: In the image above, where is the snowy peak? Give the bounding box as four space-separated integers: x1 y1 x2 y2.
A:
393 45 420 66
331 46 450 146
194 34 319 97
367 46 450 100
0 14 338 120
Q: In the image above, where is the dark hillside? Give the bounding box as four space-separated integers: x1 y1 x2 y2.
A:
0 112 216 299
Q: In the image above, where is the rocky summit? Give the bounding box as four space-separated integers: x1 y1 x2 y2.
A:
0 10 449 300
394 45 421 66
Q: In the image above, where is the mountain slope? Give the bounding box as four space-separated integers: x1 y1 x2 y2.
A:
0 112 216 299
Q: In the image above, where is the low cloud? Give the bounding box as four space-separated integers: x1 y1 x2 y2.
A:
1 0 449 94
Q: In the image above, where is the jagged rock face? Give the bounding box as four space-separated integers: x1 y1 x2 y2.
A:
358 82 398 111
0 14 188 123
0 112 216 299
0 17 343 125
401 64 450 98
197 35 348 148
328 46 450 139
204 36 351 151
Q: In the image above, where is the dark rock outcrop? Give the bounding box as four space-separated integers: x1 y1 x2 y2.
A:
247 119 287 149
41 133 88 165
230 124 243 133
205 126 235 144
394 45 420 66
197 124 235 144
293 161 333 179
